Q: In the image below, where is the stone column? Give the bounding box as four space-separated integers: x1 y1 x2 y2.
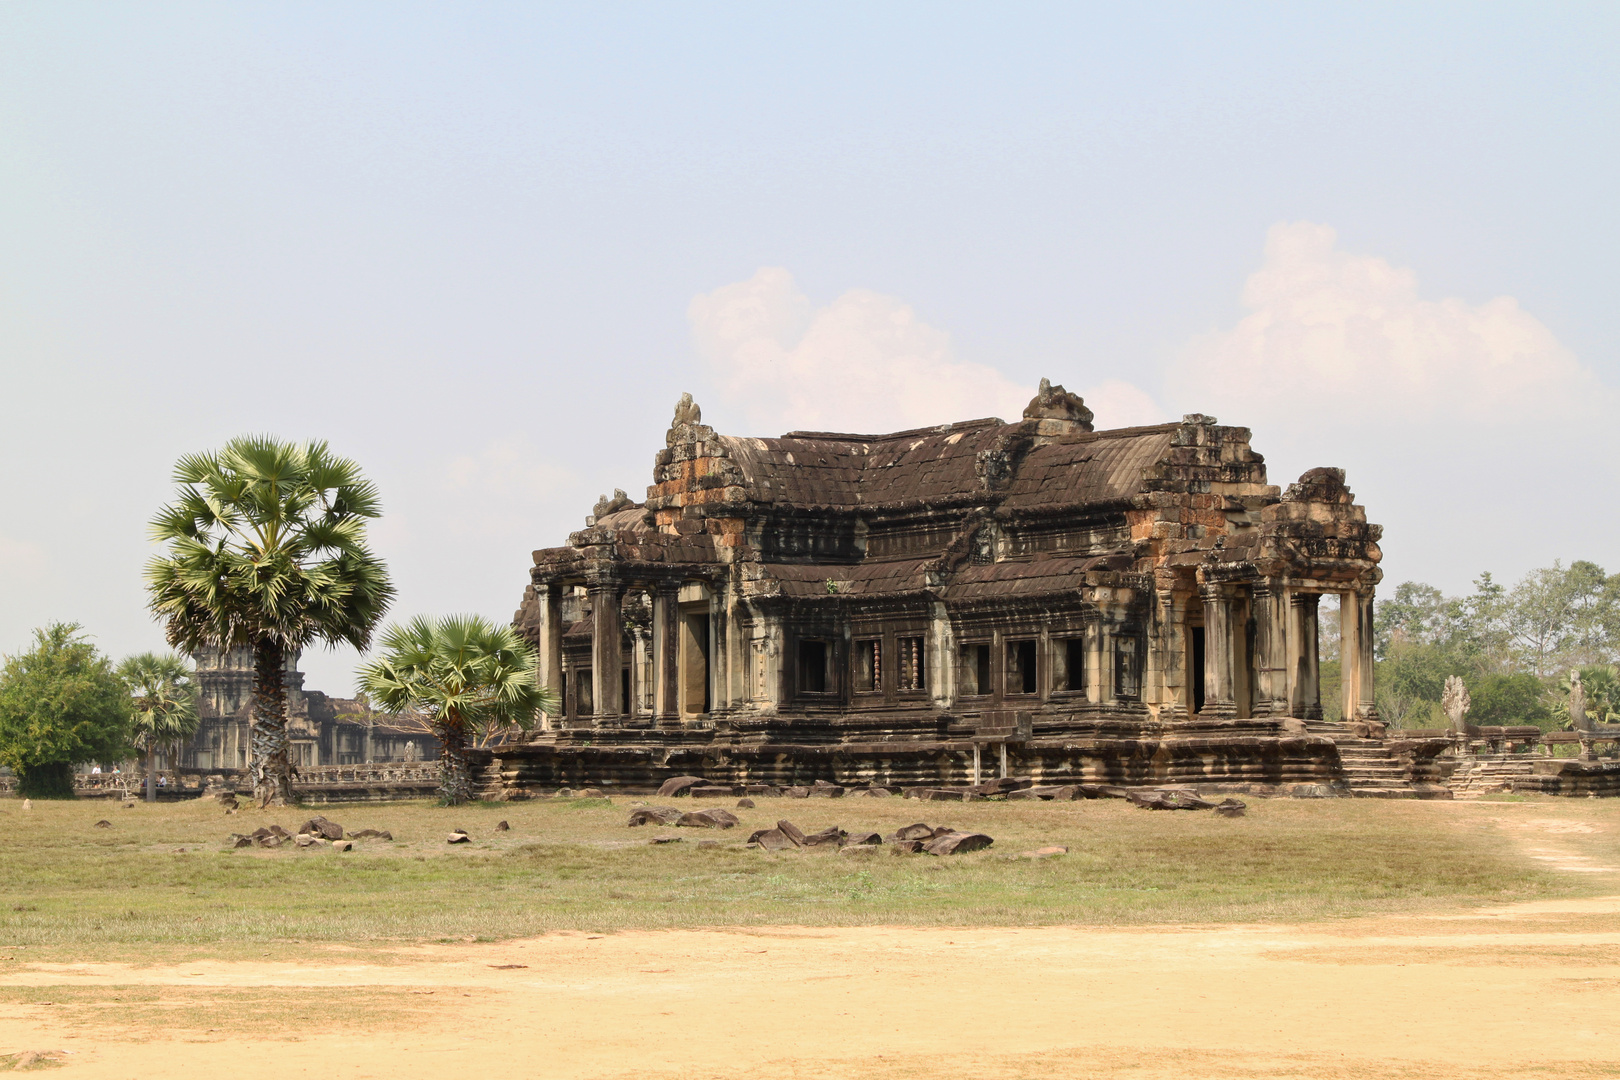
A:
588 577 623 720
537 581 565 728
1250 583 1289 717
1289 592 1322 720
1200 584 1237 718
653 583 681 723
1344 590 1379 723
1085 616 1104 705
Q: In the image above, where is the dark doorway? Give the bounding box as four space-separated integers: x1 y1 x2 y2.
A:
1065 638 1086 692
621 668 632 717
1190 626 1205 714
798 638 828 694
1008 639 1037 694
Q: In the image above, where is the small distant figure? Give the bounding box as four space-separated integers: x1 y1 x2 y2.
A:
22 799 31 812
91 765 102 775
157 774 167 788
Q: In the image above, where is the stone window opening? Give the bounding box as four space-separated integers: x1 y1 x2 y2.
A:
1007 639 1037 695
798 639 830 694
898 636 926 692
854 639 880 693
577 668 594 716
1053 637 1085 693
958 643 992 696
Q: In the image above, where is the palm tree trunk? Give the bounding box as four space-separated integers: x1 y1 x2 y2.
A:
251 639 293 807
437 712 472 806
146 746 157 803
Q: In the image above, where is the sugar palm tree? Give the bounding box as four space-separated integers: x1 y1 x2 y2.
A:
359 615 554 805
145 436 395 806
117 653 198 802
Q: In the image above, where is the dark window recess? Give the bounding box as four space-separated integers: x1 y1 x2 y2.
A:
1007 639 1037 694
621 668 631 715
1116 636 1143 701
959 643 992 695
1190 625 1205 713
577 669 594 716
854 639 880 692
1064 638 1086 692
799 639 828 694
899 636 926 691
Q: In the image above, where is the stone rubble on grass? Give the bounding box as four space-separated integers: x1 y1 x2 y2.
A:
447 830 471 844
676 808 739 829
297 815 345 840
93 819 111 829
332 840 353 852
348 828 393 841
649 834 681 844
627 806 684 827
656 775 706 798
495 820 510 831
736 798 755 809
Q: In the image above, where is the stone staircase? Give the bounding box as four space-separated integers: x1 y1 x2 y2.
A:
1306 720 1429 798
1447 755 1539 798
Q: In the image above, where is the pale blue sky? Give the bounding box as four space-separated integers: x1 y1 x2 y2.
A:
2 4 1616 691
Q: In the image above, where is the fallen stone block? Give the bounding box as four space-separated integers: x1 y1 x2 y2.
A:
1289 783 1339 799
649 834 682 844
227 833 253 848
802 827 845 847
808 782 844 798
920 788 969 802
689 785 738 798
332 840 353 852
887 823 936 842
776 819 808 846
215 791 239 810
841 831 883 846
925 831 994 856
968 777 1033 796
627 806 684 827
676 809 739 829
656 776 707 798
298 817 344 840
736 798 756 809
494 820 510 831
783 786 811 799
93 819 111 829
578 788 606 799
447 831 471 844
348 829 393 841
891 839 925 854
295 834 318 848
848 787 892 798
743 784 780 797
1214 798 1247 817
256 834 283 849
750 828 796 851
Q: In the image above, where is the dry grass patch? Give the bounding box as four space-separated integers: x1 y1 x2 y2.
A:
0 793 1600 962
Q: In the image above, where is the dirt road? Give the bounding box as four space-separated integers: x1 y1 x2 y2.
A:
5 899 1620 1079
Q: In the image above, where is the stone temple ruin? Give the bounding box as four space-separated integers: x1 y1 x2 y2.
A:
495 381 1457 798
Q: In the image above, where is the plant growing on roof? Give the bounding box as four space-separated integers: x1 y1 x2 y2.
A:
358 615 555 806
145 436 395 807
117 652 198 803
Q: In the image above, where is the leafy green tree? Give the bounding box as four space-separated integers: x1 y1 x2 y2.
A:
1551 665 1620 728
1375 640 1460 729
1466 672 1553 729
359 615 555 805
0 624 134 798
146 436 395 807
117 652 198 802
1509 561 1616 676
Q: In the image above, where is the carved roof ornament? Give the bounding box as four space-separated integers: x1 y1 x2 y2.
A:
1022 378 1094 431
1442 675 1471 733
673 392 701 427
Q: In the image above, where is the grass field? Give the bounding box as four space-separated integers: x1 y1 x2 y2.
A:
0 792 1592 964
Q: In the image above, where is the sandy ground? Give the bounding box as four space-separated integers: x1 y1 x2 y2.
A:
6 813 1620 1078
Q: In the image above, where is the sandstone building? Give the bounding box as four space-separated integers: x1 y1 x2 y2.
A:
181 648 431 771
507 382 1405 792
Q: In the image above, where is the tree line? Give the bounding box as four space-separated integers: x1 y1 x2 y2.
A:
1320 561 1619 729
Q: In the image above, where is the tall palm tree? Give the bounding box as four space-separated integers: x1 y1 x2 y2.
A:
117 653 198 802
359 615 554 805
145 436 395 807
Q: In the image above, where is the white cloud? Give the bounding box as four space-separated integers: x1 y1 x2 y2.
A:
691 268 1038 434
1170 221 1605 425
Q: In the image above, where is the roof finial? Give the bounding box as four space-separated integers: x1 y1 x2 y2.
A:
1022 378 1094 431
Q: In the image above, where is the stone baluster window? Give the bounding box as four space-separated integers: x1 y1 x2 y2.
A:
854 639 880 693
898 636 926 691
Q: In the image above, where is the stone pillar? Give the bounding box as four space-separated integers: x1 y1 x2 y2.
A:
1085 617 1104 705
537 581 565 728
1289 592 1322 720
1250 583 1289 717
928 601 954 710
1152 589 1191 722
1200 585 1236 718
1343 590 1379 723
589 577 623 720
653 583 680 723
